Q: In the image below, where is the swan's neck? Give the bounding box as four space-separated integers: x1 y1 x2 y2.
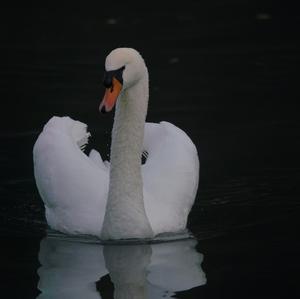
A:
101 72 154 240
111 76 148 191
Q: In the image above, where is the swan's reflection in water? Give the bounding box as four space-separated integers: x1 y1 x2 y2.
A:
37 236 206 299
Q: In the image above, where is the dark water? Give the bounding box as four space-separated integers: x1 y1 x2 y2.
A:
1 1 300 298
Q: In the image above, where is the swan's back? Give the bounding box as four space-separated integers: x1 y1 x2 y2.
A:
143 122 199 235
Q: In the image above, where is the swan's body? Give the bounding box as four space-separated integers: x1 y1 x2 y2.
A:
33 48 199 240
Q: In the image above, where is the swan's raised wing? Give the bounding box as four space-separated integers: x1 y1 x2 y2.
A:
33 116 109 236
142 122 199 235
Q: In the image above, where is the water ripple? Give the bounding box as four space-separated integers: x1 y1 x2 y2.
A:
0 168 299 239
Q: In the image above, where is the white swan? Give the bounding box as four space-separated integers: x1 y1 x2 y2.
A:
33 48 199 240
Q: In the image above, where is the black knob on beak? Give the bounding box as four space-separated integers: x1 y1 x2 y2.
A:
103 66 125 88
103 71 113 88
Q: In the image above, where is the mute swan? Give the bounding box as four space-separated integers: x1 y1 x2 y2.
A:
33 48 199 240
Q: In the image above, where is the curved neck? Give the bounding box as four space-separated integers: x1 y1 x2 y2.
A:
101 71 154 240
110 72 149 185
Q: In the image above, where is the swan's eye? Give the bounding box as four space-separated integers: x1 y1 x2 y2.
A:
103 66 125 88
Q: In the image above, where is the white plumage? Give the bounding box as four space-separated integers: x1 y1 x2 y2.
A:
33 48 199 240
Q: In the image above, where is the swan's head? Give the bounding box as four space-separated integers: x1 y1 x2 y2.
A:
99 48 147 113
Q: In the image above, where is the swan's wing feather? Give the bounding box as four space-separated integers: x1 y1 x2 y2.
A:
142 122 199 235
33 116 109 236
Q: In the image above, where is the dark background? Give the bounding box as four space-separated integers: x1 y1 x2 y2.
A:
0 1 300 298
1 1 300 178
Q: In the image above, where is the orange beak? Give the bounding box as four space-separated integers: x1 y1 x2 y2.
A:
99 77 123 113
